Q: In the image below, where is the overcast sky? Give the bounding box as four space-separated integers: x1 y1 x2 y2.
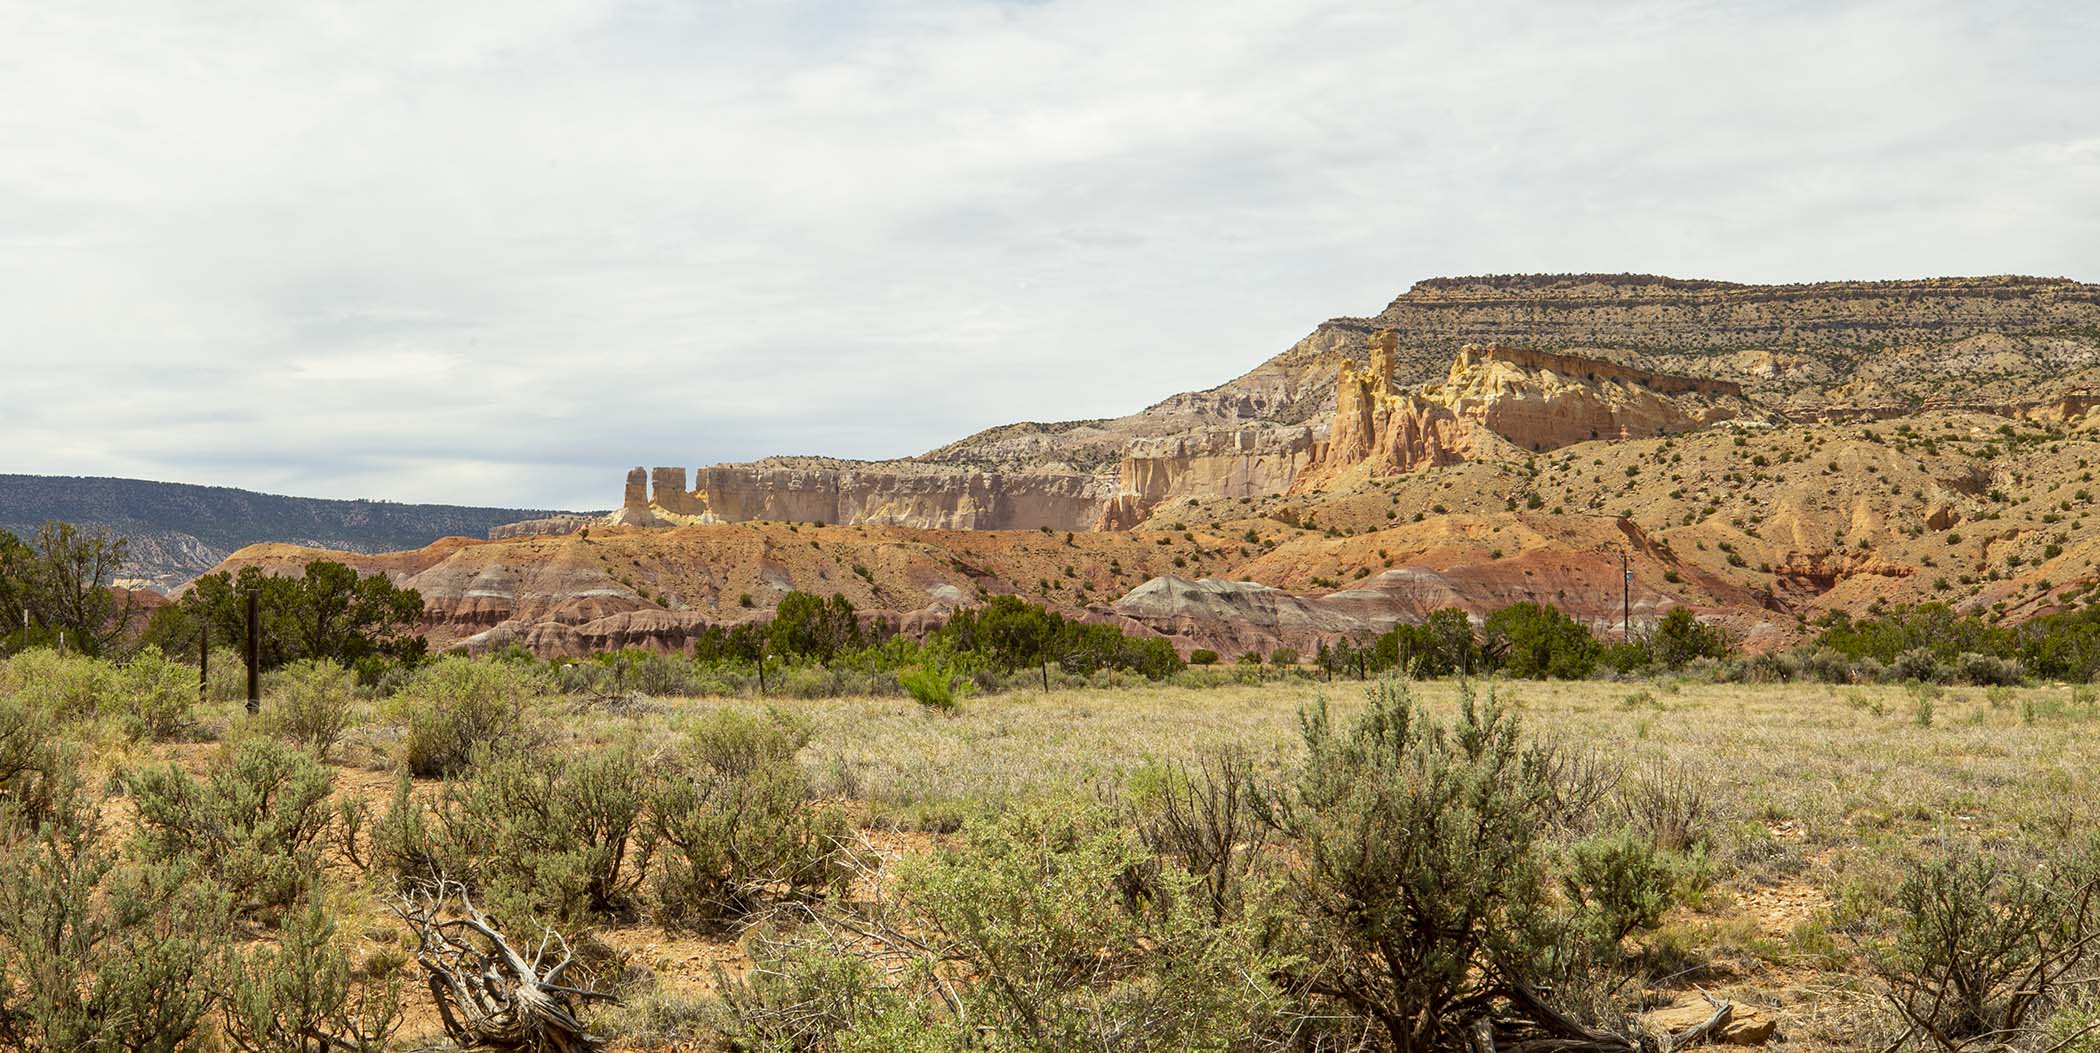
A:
2 1 2095 511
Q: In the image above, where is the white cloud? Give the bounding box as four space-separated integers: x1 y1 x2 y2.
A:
0 0 2094 510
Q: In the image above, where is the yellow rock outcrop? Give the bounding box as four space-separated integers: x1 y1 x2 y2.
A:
1292 337 1766 492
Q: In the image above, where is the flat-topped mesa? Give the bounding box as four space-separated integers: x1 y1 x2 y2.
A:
1291 336 1767 492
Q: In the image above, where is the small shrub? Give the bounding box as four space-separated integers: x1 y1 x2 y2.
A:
1874 840 2100 1043
0 790 229 1052
684 706 811 776
1563 827 1678 946
898 664 961 712
725 801 1286 1050
395 657 539 777
367 775 443 879
1618 761 1719 854
650 709 852 929
115 646 196 741
1128 749 1271 925
0 648 110 720
1188 648 1220 666
1256 681 1588 1047
0 695 77 830
265 659 359 756
125 737 336 919
433 742 656 923
1893 648 1947 684
220 894 405 1053
1954 651 2023 687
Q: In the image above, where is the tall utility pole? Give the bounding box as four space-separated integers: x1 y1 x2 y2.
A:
1620 550 1632 642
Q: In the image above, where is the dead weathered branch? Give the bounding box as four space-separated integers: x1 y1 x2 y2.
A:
390 880 616 1053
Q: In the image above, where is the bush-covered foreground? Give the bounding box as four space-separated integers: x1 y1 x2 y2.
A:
11 650 2100 1051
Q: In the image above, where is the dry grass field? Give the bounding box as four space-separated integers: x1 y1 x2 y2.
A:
16 654 2100 1052
348 677 2100 1049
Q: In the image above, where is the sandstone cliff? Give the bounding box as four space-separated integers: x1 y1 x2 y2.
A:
1228 274 2100 425
549 274 2098 538
200 392 2100 664
1096 424 1317 530
1290 336 1768 491
614 460 1111 532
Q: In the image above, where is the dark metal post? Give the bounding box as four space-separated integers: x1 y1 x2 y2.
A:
756 644 767 696
199 624 209 704
244 590 260 715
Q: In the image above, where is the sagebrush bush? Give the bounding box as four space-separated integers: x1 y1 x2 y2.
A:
1954 651 2023 686
0 648 110 720
367 774 443 880
265 659 359 755
1893 648 1946 684
723 801 1285 1051
0 787 228 1052
0 695 77 830
220 894 404 1053
683 705 812 776
1255 680 1614 1051
1874 838 2100 1044
1563 826 1679 945
395 656 540 777
115 645 196 741
433 742 656 923
650 708 852 928
204 645 248 703
125 737 336 918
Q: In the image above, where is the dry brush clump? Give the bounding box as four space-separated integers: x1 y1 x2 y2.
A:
710 680 1732 1052
0 645 198 741
0 724 403 1053
364 704 854 939
718 799 1290 1053
1864 836 2100 1051
19 637 2100 1051
260 658 361 756
125 736 338 921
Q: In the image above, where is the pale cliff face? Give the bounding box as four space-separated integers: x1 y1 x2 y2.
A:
550 275 2100 540
1428 346 1759 452
680 465 1110 532
608 340 1771 531
1292 340 1769 492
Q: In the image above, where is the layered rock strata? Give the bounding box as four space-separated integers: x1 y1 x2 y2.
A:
1292 336 1766 491
560 274 2100 537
